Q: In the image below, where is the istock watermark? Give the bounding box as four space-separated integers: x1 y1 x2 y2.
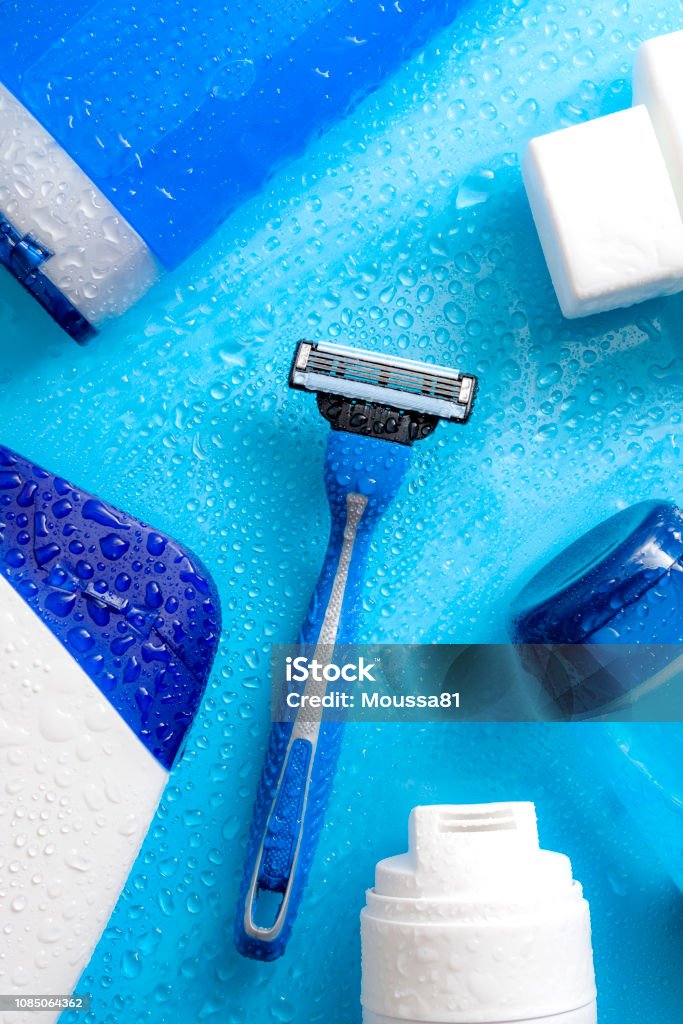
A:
285 654 377 684
271 643 683 724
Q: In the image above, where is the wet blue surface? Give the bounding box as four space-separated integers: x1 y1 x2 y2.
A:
0 0 682 1021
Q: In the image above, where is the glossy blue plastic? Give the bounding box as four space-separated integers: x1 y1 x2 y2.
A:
235 432 411 960
0 0 467 270
0 214 94 342
511 502 683 889
300 432 413 647
511 501 683 646
0 445 221 769
511 502 683 712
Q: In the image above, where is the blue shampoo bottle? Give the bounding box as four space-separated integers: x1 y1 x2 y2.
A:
0 0 466 340
511 501 683 890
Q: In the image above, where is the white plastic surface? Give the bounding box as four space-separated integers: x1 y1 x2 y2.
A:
364 1009 597 1024
361 803 597 1024
633 31 683 212
0 83 159 328
0 575 168 1023
523 105 683 318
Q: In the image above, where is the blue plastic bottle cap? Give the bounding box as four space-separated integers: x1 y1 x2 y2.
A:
511 501 683 644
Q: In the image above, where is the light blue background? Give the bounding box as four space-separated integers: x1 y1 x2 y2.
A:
1 0 682 1021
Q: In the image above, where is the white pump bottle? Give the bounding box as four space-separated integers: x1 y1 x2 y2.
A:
361 802 597 1024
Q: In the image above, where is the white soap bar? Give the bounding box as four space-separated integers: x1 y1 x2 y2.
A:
522 106 683 318
634 30 683 211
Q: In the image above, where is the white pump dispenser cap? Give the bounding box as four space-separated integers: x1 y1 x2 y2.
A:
361 803 597 1024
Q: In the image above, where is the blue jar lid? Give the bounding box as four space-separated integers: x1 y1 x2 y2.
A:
511 501 683 644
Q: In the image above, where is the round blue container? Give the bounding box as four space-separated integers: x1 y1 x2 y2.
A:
511 501 683 891
511 501 683 646
511 501 683 715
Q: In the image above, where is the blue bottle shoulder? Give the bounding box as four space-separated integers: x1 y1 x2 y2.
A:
0 446 221 770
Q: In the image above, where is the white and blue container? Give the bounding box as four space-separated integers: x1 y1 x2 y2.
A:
0 0 465 340
0 446 220 1016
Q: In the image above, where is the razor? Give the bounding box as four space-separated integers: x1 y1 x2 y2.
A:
235 341 477 960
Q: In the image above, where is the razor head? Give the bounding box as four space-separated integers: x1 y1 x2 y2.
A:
290 340 477 445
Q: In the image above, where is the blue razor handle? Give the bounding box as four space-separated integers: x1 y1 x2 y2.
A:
235 432 411 960
511 501 683 715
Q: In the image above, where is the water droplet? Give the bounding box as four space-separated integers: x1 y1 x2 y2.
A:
536 363 563 389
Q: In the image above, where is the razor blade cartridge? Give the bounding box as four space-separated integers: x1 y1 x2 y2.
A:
290 340 477 445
